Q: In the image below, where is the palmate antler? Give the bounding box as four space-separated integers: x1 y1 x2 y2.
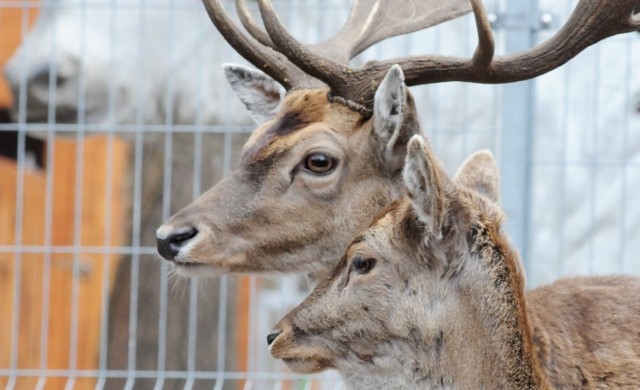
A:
204 0 471 92
204 0 640 116
236 0 472 64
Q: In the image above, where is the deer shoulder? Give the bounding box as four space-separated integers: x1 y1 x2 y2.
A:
269 134 640 389
527 275 640 388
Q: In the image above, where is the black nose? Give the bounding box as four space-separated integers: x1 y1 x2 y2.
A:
267 330 281 346
156 226 198 261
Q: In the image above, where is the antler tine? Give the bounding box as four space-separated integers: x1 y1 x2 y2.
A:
201 0 320 89
469 0 494 73
235 0 275 49
256 0 350 91
311 0 387 64
314 0 472 62
237 0 384 66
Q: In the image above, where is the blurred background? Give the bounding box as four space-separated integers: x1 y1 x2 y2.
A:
0 0 639 388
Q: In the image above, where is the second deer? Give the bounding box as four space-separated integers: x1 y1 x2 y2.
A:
268 135 640 389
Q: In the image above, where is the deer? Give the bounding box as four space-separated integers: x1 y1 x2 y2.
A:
156 0 640 282
268 134 640 389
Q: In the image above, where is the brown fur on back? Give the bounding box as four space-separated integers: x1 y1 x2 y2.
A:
528 276 640 388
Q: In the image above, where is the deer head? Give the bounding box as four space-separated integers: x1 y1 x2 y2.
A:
268 135 550 389
156 64 419 278
157 0 640 280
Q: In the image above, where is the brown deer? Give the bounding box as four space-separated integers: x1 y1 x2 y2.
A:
156 0 640 281
268 134 640 389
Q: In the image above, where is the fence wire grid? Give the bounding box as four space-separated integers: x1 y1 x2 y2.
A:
0 0 639 389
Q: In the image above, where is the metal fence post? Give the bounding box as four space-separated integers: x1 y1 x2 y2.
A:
500 0 538 269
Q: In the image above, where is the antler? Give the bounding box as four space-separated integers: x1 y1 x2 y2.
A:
235 0 275 49
237 0 471 64
393 0 640 86
203 0 471 94
256 0 640 112
207 0 640 116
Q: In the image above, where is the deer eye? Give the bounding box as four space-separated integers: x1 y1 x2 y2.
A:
303 153 336 175
351 256 376 275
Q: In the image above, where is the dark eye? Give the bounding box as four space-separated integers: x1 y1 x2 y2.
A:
352 256 376 275
303 153 336 175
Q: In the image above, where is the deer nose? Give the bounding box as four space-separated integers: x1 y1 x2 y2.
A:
267 330 282 346
156 226 198 261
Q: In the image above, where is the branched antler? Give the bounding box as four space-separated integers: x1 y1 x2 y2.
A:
205 0 640 115
396 0 640 86
204 0 471 94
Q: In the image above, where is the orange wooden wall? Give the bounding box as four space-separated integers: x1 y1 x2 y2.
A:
0 136 129 389
1 3 255 387
0 0 39 107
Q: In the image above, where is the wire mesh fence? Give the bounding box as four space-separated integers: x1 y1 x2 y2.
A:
0 0 638 388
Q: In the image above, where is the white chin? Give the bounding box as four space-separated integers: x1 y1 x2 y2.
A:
172 262 227 278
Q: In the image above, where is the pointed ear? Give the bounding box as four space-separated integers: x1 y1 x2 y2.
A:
403 135 448 236
454 150 500 203
373 65 420 171
223 63 286 124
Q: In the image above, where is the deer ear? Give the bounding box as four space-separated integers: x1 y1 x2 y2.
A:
403 135 448 235
454 150 501 203
373 65 420 171
223 63 286 124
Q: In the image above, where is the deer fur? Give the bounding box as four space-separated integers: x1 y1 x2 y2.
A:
269 134 640 389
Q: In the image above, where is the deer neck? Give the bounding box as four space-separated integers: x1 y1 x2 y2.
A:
445 223 551 389
337 316 545 390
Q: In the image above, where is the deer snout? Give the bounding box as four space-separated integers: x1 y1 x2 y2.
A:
267 329 282 346
156 225 198 261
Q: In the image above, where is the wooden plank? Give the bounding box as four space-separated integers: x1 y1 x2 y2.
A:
235 276 267 390
0 136 129 389
236 275 251 387
0 156 46 390
0 1 40 107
